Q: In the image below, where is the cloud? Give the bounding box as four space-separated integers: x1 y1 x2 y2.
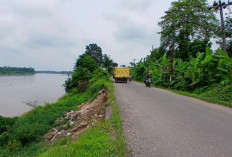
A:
119 0 152 12
115 26 154 45
24 34 77 49
0 0 176 70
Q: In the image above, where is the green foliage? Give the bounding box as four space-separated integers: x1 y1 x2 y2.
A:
0 66 35 75
40 126 116 157
39 79 126 157
90 69 110 83
131 47 232 90
84 44 103 66
65 44 117 92
0 116 17 134
88 80 106 97
150 47 166 61
0 117 17 147
75 55 99 73
102 54 117 74
65 55 99 92
159 0 218 61
130 59 146 81
193 83 232 106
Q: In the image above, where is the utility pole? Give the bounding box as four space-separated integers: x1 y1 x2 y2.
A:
219 0 227 52
165 11 175 82
170 35 174 82
209 0 232 52
132 59 136 65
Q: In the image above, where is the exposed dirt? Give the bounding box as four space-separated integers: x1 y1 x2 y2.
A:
45 89 108 143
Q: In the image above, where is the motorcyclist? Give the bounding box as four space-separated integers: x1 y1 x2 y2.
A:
145 73 151 87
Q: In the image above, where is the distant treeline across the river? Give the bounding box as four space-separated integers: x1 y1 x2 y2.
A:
0 66 35 75
0 66 73 75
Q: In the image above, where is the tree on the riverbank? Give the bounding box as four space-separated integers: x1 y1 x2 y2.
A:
64 44 117 92
84 44 103 66
65 55 99 92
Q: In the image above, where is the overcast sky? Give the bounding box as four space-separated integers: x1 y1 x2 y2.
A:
0 0 219 71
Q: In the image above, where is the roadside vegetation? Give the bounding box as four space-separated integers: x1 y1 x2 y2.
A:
0 44 126 156
39 81 126 157
131 48 232 106
131 0 232 107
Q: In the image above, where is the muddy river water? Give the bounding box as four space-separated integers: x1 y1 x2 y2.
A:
0 73 68 117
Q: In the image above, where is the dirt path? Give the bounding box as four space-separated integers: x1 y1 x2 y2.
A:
115 81 232 157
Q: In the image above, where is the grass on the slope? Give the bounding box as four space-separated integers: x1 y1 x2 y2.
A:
176 83 232 107
39 80 126 157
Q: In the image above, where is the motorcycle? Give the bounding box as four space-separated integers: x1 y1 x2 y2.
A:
145 78 151 88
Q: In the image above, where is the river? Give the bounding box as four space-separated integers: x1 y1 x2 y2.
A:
0 73 68 117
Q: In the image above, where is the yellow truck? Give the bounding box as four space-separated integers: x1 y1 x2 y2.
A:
113 67 130 83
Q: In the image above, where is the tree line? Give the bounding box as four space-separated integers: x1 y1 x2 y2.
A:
131 0 232 92
0 66 35 75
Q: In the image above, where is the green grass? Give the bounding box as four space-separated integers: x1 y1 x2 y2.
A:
158 84 232 108
39 80 126 157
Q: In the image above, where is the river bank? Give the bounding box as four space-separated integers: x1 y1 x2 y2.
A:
0 76 126 157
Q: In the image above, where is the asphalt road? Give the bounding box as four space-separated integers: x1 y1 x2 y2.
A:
115 81 232 157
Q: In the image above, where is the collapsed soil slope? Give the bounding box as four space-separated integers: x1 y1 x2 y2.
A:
45 89 107 142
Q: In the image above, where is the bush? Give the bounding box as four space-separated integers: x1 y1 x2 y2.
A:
0 116 17 134
64 55 99 92
194 83 232 106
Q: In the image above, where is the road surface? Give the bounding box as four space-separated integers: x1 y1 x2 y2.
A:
115 81 232 157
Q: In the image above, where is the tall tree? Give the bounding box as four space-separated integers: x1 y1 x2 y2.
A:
65 55 98 92
159 0 218 60
84 44 103 66
102 54 117 74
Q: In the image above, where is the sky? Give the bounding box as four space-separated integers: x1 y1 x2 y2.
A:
0 0 223 71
